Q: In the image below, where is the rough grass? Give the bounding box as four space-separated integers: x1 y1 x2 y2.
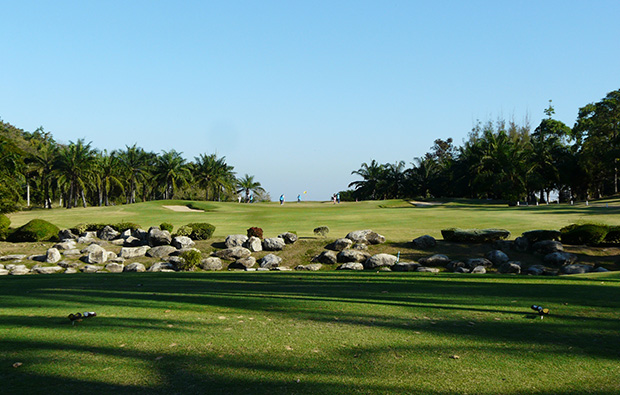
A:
1 272 620 394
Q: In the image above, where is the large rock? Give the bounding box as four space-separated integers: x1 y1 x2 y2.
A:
87 248 108 264
172 236 195 250
105 263 124 273
0 268 8 275
521 230 561 243
392 262 421 272
32 265 63 274
412 235 437 249
243 236 263 252
9 265 30 275
525 264 546 276
465 258 493 269
498 261 521 274
124 262 146 272
81 265 103 273
278 232 298 244
513 237 530 252
419 254 450 266
263 237 286 251
148 228 172 247
225 234 248 248
98 226 120 241
120 246 151 259
258 254 282 269
235 256 257 269
295 263 322 271
471 266 487 274
46 248 62 264
58 229 78 240
544 252 577 267
81 244 105 254
441 228 510 243
345 230 373 243
313 250 337 265
123 236 144 247
53 240 76 250
561 264 593 275
485 250 509 266
63 249 82 257
336 262 364 271
77 235 97 244
0 254 27 261
216 247 252 261
416 267 440 273
146 245 178 258
533 240 564 255
148 262 176 272
326 238 353 251
365 254 398 269
446 260 466 272
337 250 371 263
200 257 223 271
366 232 386 245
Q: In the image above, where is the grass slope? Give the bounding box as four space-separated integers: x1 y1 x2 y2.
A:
8 198 620 242
1 272 619 394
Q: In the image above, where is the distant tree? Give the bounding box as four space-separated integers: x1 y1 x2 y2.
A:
154 150 192 199
117 144 152 204
96 150 124 206
194 153 236 201
349 160 385 200
236 174 265 202
56 139 97 208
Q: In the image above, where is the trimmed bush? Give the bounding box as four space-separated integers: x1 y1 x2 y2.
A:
112 222 141 232
0 214 10 240
175 225 193 237
247 227 263 239
187 223 216 240
179 249 202 271
561 224 608 246
160 222 174 232
604 226 620 244
9 219 60 242
71 223 89 235
313 226 329 237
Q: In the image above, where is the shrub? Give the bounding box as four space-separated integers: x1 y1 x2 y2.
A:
179 249 202 271
8 219 60 242
175 225 193 237
604 226 620 244
187 223 216 240
561 223 608 245
113 222 141 232
0 214 10 240
313 226 329 237
71 223 89 235
247 227 263 239
160 222 174 232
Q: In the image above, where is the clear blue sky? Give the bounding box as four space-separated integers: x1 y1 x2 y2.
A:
2 1 619 201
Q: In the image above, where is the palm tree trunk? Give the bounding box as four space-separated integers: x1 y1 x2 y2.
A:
81 188 87 208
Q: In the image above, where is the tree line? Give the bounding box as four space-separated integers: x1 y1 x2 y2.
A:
346 89 620 203
0 124 267 213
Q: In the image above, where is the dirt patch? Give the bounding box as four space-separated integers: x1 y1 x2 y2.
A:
162 205 204 213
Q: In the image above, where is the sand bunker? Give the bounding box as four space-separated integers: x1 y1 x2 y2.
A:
409 201 444 207
162 205 204 212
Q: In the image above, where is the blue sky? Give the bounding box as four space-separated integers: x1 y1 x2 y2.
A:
2 1 619 201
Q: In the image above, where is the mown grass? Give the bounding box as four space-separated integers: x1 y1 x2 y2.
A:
7 198 620 242
1 271 620 394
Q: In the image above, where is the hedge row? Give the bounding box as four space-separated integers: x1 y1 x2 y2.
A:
560 223 620 246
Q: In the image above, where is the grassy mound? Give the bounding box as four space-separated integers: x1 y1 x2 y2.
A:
0 213 10 240
8 219 59 242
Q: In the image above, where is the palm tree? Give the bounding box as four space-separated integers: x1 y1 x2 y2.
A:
153 150 192 199
96 150 124 206
236 174 265 202
349 160 385 200
408 157 438 198
195 154 236 201
28 142 58 208
55 139 97 208
117 144 151 204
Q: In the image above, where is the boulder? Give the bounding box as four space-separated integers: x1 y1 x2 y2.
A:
336 262 364 271
258 254 282 269
225 234 248 248
29 254 46 262
352 243 368 250
513 237 530 252
465 258 493 269
124 262 146 272
148 228 172 246
32 266 63 274
81 244 106 255
364 254 398 269
58 261 80 269
200 257 223 271
532 240 564 255
412 235 436 249
366 232 386 245
521 230 561 243
87 248 108 264
0 254 27 261
419 254 450 266
146 245 178 258
263 237 286 251
0 268 8 275
105 263 124 273
148 262 176 272
110 239 125 246
58 229 78 240
64 268 78 274
471 266 487 274
493 240 513 252
561 264 593 275
345 230 373 243
593 266 609 273
9 265 30 275
216 247 252 261
123 236 144 247
133 229 149 242
498 261 521 274
77 235 97 244
172 236 195 250
53 240 76 250
63 249 82 257
120 246 151 259
243 236 263 252
46 248 62 264
167 256 185 271
392 262 421 272
295 263 322 271
485 250 509 266
544 252 577 267
416 267 440 273
278 232 298 244
525 264 546 275
98 226 120 241
326 238 353 251
441 228 510 243
455 267 471 273
337 250 371 263
81 265 103 273
312 250 337 265
235 256 257 269
446 261 466 272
